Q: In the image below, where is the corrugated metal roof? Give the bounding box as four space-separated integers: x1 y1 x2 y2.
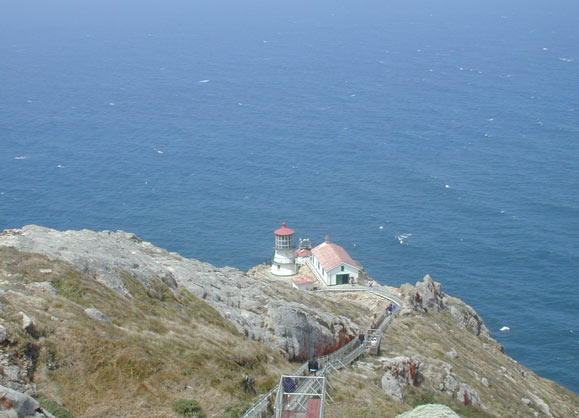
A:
311 237 358 271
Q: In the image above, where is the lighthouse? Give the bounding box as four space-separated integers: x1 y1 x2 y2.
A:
271 222 297 276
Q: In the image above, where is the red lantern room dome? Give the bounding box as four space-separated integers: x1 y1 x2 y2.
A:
274 222 294 236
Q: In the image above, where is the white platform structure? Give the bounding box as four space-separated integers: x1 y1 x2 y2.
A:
271 222 297 276
310 236 360 286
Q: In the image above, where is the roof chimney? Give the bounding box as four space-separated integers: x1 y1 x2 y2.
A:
325 235 330 244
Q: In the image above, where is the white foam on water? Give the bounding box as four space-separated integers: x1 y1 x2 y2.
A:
57 164 64 168
500 326 510 332
396 233 412 245
14 156 28 160
199 79 210 83
445 184 450 188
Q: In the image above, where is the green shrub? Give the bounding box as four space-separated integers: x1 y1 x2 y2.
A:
220 400 252 418
38 397 74 418
173 399 205 417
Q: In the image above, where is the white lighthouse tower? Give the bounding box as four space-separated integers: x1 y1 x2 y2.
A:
271 222 297 276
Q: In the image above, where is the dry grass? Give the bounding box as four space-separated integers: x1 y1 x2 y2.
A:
383 312 579 418
322 365 406 417
0 247 292 417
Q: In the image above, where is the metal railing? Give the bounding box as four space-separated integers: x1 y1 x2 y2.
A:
273 375 326 418
242 286 402 418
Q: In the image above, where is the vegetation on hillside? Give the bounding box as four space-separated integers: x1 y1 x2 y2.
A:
0 247 290 417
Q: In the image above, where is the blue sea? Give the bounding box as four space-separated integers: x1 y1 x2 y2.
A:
1 0 578 392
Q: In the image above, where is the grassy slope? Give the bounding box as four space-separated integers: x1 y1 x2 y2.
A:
2 248 576 417
0 247 291 417
384 312 578 417
322 307 578 418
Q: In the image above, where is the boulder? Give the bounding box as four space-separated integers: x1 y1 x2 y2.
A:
0 325 6 343
379 356 423 401
0 384 39 417
445 348 458 359
526 392 553 418
381 356 423 386
381 372 403 401
19 313 36 338
84 308 111 323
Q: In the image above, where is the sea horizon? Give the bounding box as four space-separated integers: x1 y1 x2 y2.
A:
1 0 577 392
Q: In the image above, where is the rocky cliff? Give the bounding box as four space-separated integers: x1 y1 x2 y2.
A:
0 225 359 361
319 277 578 418
0 226 576 417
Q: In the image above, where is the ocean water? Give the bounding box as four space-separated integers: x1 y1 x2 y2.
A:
1 0 578 392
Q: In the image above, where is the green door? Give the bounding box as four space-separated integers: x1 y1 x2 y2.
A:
336 274 349 285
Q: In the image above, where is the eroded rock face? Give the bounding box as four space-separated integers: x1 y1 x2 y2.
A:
400 274 490 337
0 226 358 360
379 356 423 401
421 360 484 408
378 355 484 408
0 384 39 417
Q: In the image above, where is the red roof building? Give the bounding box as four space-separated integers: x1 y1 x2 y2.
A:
310 236 360 286
294 248 312 258
292 275 316 290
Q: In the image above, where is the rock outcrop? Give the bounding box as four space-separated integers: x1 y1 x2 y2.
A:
400 274 490 338
83 308 111 323
380 356 423 401
0 226 357 360
0 384 53 418
1 226 577 418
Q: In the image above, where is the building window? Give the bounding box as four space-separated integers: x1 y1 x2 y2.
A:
341 266 344 272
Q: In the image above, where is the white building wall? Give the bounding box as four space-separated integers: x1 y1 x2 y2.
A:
328 264 359 285
272 248 297 276
310 254 329 285
310 255 359 286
